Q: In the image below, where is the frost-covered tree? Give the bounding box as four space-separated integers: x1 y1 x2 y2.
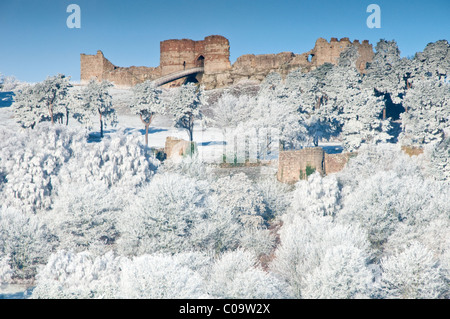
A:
363 39 411 103
290 172 341 217
378 242 447 299
411 40 450 82
31 250 123 299
12 74 72 127
119 253 209 299
301 245 375 299
0 206 55 281
427 135 450 181
43 181 126 254
0 74 29 93
270 213 371 298
335 143 450 260
283 66 339 146
210 173 266 228
399 78 450 145
0 256 13 285
165 83 205 142
12 74 72 128
322 65 393 151
209 92 253 133
207 249 292 298
75 79 117 138
130 80 164 146
11 85 44 129
55 130 158 189
254 175 293 219
116 172 211 255
0 124 84 213
248 72 308 150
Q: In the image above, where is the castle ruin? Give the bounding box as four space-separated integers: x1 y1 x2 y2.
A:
80 35 374 89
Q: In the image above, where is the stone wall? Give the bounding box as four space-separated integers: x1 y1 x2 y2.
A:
80 50 161 87
164 136 194 159
80 36 374 89
277 148 355 183
201 37 374 89
324 152 355 175
277 148 325 184
159 35 231 76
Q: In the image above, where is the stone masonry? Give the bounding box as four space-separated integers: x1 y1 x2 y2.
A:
277 148 326 184
277 148 356 183
80 36 374 89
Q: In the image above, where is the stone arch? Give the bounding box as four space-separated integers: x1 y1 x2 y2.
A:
195 55 205 67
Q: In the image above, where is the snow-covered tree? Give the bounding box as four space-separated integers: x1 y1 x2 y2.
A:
399 78 450 146
75 79 117 138
165 83 205 142
378 242 447 299
0 124 84 213
290 172 341 217
301 245 375 299
322 65 393 151
210 173 266 228
31 250 123 299
11 85 44 129
43 181 126 254
411 40 450 83
130 80 164 146
209 92 252 133
118 253 209 299
363 39 411 102
270 213 371 298
283 66 339 146
427 135 450 181
116 172 211 255
0 206 55 281
55 129 158 189
207 249 292 298
12 74 72 127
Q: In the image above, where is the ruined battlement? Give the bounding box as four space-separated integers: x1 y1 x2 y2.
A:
80 35 374 89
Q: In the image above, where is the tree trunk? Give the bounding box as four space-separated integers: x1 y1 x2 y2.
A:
140 114 153 146
145 123 149 146
189 113 194 142
66 110 69 126
99 111 103 138
49 106 54 125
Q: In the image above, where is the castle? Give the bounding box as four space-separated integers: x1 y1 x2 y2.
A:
80 35 374 89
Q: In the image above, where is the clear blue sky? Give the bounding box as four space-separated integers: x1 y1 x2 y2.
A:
0 0 449 83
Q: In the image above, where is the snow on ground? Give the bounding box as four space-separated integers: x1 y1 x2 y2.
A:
0 86 342 167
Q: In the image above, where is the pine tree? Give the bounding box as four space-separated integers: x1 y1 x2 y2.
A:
165 83 205 142
75 80 117 138
130 80 164 146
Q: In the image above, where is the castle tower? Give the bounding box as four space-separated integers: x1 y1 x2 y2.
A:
159 35 231 77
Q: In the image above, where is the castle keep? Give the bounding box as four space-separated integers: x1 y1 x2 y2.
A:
80 35 374 89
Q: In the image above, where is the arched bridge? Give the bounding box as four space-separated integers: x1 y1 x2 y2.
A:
153 67 204 87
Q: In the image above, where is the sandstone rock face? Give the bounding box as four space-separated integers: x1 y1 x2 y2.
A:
80 36 374 89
